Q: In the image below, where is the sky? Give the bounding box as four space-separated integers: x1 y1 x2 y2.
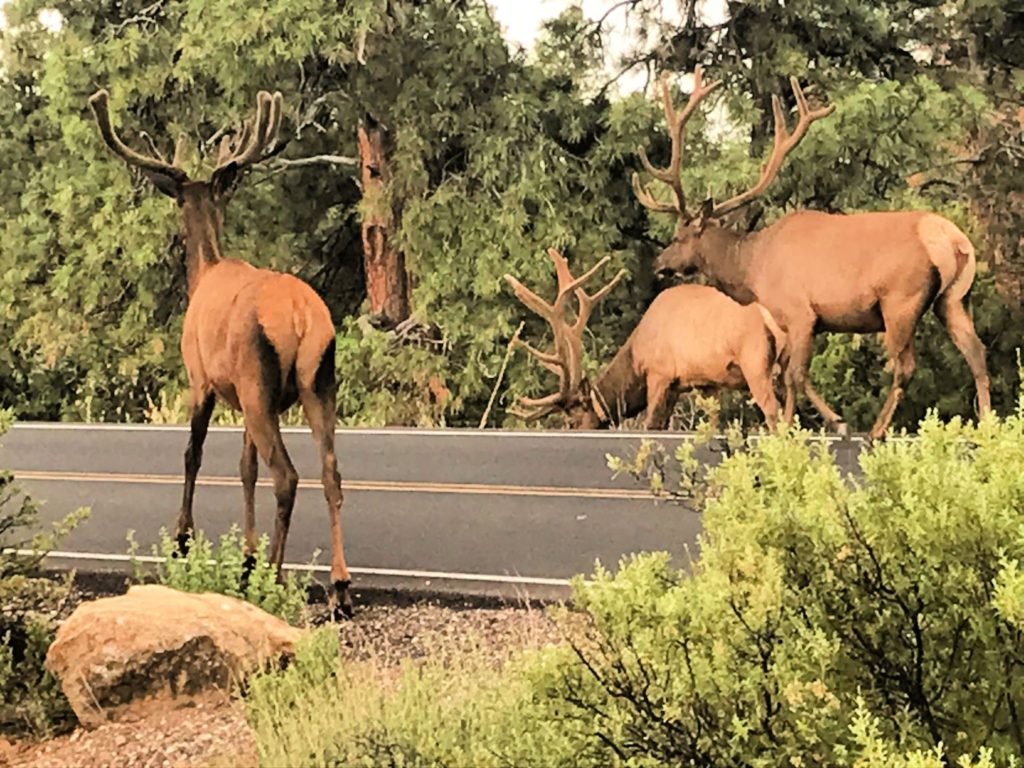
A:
2 0 729 95
489 0 727 93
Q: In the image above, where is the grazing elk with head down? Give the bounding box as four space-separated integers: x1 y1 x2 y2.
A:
89 88 353 617
505 248 786 430
633 67 992 438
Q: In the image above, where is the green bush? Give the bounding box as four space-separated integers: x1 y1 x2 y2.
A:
239 404 1024 766
522 406 1024 766
128 526 313 626
243 625 574 768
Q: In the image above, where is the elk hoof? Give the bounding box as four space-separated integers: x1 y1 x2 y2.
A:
834 421 849 438
330 579 354 621
175 533 191 558
239 554 257 592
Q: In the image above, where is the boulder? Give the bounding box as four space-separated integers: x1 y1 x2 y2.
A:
45 584 302 727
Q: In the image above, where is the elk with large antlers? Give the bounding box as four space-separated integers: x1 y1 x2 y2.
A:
505 248 786 430
634 67 991 438
89 89 353 617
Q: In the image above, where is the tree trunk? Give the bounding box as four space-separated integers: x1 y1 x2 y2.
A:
357 122 409 327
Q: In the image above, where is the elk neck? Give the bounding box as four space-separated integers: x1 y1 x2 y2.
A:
695 225 758 305
179 190 225 299
589 335 646 426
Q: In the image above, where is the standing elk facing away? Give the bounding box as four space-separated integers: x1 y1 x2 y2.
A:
633 66 991 438
89 88 353 618
504 248 787 430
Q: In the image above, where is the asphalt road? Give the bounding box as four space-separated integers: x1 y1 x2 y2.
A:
0 423 865 600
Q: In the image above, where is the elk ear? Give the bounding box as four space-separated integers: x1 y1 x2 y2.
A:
142 169 183 202
210 161 241 201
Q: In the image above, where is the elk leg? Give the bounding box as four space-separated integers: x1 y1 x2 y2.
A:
239 427 259 581
739 351 780 431
782 323 814 426
239 398 298 581
936 295 991 418
176 392 215 555
644 377 676 430
804 382 847 435
299 388 353 619
869 309 919 439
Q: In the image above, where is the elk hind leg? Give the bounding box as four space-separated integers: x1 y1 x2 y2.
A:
936 294 991 418
177 391 215 556
239 396 298 581
299 382 353 619
739 352 780 432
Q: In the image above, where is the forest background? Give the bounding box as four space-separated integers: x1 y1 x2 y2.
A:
0 0 1020 431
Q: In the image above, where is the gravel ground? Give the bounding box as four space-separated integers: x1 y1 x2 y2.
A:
5 590 569 768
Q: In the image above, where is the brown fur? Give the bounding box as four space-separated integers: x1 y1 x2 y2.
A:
634 68 991 438
506 250 785 431
89 89 353 617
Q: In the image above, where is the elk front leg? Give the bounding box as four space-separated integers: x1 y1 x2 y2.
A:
782 322 814 427
177 392 215 555
804 381 847 435
644 377 678 431
869 308 919 440
239 427 259 581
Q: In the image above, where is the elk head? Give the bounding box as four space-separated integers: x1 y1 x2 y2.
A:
632 67 833 280
88 88 285 221
504 249 626 429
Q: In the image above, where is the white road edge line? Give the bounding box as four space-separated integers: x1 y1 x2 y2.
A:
16 549 575 587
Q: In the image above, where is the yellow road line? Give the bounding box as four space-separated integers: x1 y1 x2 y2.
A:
13 469 653 501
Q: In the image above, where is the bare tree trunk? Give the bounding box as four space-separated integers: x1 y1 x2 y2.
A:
358 122 409 326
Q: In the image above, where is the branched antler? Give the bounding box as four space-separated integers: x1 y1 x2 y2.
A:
631 66 721 217
631 68 834 222
214 90 285 172
710 77 834 218
88 89 189 182
504 248 626 420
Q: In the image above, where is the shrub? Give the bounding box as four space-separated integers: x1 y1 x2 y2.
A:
238 404 1024 766
522 406 1024 766
243 626 576 768
0 412 88 736
128 526 313 626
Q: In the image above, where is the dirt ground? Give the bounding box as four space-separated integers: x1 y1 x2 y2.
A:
3 592 565 768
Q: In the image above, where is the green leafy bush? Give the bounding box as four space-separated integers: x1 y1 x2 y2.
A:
0 413 88 736
128 526 313 626
523 405 1024 766
243 625 575 768
243 402 1024 766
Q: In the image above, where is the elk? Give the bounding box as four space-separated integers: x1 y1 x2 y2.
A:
505 248 787 430
89 88 353 618
633 66 992 439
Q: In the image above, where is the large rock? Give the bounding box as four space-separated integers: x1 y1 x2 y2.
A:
45 584 302 727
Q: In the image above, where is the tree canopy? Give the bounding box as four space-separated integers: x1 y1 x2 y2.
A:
0 0 1020 430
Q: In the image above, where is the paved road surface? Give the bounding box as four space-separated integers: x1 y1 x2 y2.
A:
0 423 864 600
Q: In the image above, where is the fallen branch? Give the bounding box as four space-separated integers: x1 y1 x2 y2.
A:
479 322 525 429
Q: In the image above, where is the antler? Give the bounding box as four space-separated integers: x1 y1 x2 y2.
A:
631 66 721 218
88 89 189 182
503 248 626 420
214 90 284 172
710 77 834 218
